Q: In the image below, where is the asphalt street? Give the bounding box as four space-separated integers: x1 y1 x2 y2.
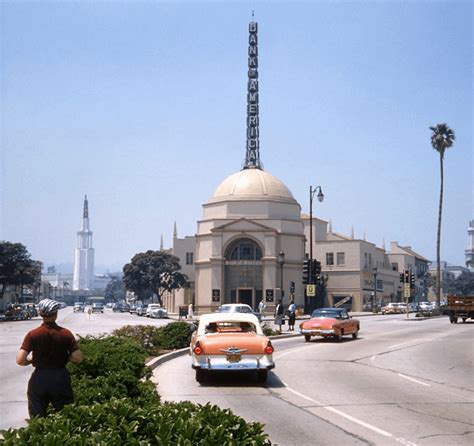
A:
153 316 474 446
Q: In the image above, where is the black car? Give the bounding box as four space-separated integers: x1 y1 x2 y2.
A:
113 303 130 313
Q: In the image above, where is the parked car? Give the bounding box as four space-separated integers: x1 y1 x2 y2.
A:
190 312 274 383
91 303 104 313
418 301 435 312
147 303 168 319
300 308 359 342
73 302 85 313
129 304 137 314
136 304 148 316
216 303 262 322
398 303 408 313
381 303 402 314
113 302 130 312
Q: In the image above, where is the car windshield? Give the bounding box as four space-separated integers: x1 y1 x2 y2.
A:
311 310 342 319
218 306 242 313
205 321 257 334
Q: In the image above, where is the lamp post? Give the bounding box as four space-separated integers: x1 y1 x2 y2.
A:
309 186 324 284
278 251 285 301
373 266 378 313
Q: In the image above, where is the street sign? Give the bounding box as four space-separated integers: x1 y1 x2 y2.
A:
403 283 410 299
306 284 316 297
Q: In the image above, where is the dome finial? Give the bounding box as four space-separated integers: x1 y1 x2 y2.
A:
243 19 263 170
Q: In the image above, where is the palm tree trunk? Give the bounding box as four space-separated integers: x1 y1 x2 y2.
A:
436 152 444 308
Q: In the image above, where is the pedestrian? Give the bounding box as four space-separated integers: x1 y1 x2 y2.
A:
274 299 285 334
188 302 194 320
16 298 83 418
258 299 266 315
288 299 296 331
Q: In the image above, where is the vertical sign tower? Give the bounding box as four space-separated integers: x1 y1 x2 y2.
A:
244 19 262 169
72 195 95 291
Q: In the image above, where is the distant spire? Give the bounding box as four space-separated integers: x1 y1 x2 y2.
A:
160 234 164 251
382 238 386 250
363 231 366 241
243 20 262 170
173 221 177 239
351 225 354 240
328 219 332 233
83 195 89 219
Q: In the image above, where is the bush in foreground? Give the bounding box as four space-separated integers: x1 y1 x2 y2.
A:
1 334 271 445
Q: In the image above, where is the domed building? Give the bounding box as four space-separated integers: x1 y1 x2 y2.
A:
195 166 305 312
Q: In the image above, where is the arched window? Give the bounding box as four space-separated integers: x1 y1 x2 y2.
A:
226 238 262 261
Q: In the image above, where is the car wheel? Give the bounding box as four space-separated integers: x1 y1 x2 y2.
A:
304 335 311 342
336 330 343 342
462 318 467 323
195 369 206 383
352 330 358 340
256 370 268 383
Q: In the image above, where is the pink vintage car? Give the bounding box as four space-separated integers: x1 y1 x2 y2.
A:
300 308 360 342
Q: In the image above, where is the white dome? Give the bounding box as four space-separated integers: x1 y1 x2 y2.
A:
208 168 296 204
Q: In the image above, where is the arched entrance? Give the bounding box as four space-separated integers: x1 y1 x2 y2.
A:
224 238 263 309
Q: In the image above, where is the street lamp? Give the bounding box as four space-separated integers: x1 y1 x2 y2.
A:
309 186 324 284
278 251 285 301
373 266 378 312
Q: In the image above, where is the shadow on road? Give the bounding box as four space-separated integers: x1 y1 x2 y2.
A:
197 370 286 389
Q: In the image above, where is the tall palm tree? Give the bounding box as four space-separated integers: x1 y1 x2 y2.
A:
430 123 455 308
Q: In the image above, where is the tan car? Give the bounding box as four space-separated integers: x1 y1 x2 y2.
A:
300 308 360 342
190 313 275 383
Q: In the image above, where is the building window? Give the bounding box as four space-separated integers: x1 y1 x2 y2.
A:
336 252 345 266
364 253 368 270
392 263 398 271
326 252 334 266
227 239 262 261
186 252 194 265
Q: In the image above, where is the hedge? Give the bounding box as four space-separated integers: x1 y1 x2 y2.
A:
1 332 271 445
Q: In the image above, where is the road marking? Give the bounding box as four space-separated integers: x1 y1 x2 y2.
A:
398 373 431 387
274 345 315 360
282 381 392 437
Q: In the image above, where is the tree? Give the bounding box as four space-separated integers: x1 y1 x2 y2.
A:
430 123 455 308
104 276 126 302
0 242 42 300
447 272 474 296
123 251 189 306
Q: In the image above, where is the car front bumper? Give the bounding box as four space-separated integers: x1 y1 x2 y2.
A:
300 328 335 336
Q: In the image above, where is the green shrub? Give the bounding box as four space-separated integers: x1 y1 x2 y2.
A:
261 323 278 337
112 324 162 355
156 321 193 350
1 399 270 445
68 335 148 380
67 335 159 406
71 372 159 406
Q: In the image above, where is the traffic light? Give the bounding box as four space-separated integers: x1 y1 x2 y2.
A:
290 281 295 293
313 260 321 274
410 273 416 288
302 260 309 285
404 270 410 283
399 273 404 283
309 260 320 283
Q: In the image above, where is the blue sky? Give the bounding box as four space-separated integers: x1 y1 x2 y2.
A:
1 0 472 272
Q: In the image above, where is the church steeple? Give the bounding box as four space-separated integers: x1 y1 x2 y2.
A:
83 195 89 218
243 18 262 170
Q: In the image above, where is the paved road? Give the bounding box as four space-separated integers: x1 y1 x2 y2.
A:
153 316 474 446
0 307 171 431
